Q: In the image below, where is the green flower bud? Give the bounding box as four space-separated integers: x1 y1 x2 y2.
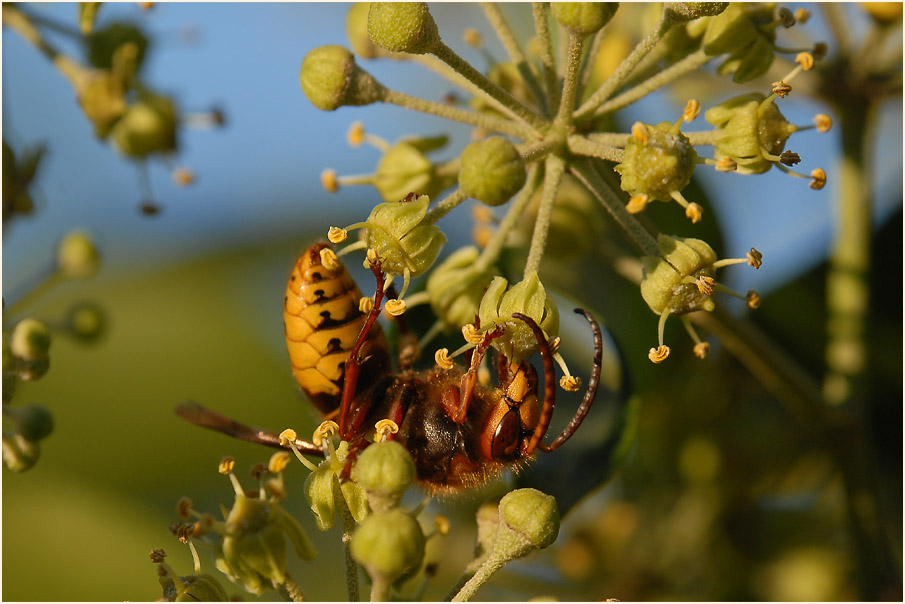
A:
57 230 101 278
5 403 54 442
615 121 697 202
161 573 229 602
496 488 560 554
459 137 527 207
300 45 387 111
305 441 369 530
478 272 559 363
705 93 797 174
374 137 455 203
367 2 440 55
363 194 446 279
427 247 497 330
716 31 775 83
701 3 777 82
10 318 50 361
551 3 619 36
65 301 106 342
352 440 415 513
2 433 40 473
664 2 728 21
87 22 149 71
111 93 178 158
351 508 425 585
640 234 717 316
347 3 383 59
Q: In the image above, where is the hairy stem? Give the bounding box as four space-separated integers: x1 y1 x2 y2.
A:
424 189 468 225
567 134 624 163
555 32 586 125
273 572 307 602
474 164 542 274
524 154 566 276
532 2 560 112
412 54 521 122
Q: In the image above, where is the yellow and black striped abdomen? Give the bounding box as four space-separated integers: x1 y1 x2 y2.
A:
284 243 390 415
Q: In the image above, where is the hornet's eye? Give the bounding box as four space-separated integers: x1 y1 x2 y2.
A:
490 407 521 461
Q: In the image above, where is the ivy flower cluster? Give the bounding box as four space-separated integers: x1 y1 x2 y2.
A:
300 2 829 367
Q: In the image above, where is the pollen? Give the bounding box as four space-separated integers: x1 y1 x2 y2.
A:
385 298 407 316
462 323 484 345
560 375 582 392
814 114 833 133
313 420 340 446
810 168 827 190
746 290 761 309
715 156 737 172
771 81 792 98
683 99 701 123
319 247 341 270
631 121 649 144
693 342 710 359
347 122 365 147
268 451 292 473
374 419 399 442
359 296 374 314
320 169 339 193
795 52 815 71
696 276 715 296
278 429 298 446
218 457 235 474
434 348 454 370
685 202 703 224
176 497 193 520
626 193 649 214
648 345 670 364
747 248 763 269
328 226 348 243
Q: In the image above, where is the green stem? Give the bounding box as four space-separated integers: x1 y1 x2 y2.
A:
480 2 548 115
684 130 719 146
273 572 306 602
474 164 542 274
412 54 518 121
517 136 560 163
554 32 585 126
569 158 660 257
369 576 390 602
566 134 624 163
4 271 65 323
333 478 360 601
532 2 560 112
450 554 506 602
2 5 87 88
821 4 852 57
577 27 607 100
524 154 565 276
382 89 534 140
585 132 631 147
589 48 712 119
423 189 468 225
432 42 547 131
574 11 676 119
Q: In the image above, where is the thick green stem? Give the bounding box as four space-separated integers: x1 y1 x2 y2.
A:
577 26 607 98
480 2 548 115
554 32 585 126
432 42 547 131
333 478 360 601
382 89 534 139
524 154 565 276
532 2 560 112
569 158 660 257
369 575 390 602
589 49 712 118
412 54 518 121
567 134 624 163
574 12 675 119
450 554 506 602
684 130 719 146
273 572 306 602
423 189 468 225
474 164 542 274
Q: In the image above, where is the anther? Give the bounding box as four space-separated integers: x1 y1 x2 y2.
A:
250 463 268 481
319 247 341 271
778 7 795 27
685 202 704 224
385 299 407 316
321 169 338 193
366 248 380 266
747 248 763 269
631 121 649 144
560 375 582 392
814 114 832 133
268 451 291 473
693 342 710 359
810 168 826 190
683 99 701 123
463 27 483 48
648 345 670 364
218 456 235 474
548 336 562 355
328 226 348 244
313 420 340 446
150 549 167 563
780 150 801 166
434 348 454 370
696 276 715 296
278 429 298 446
176 497 193 520
626 193 649 214
794 8 811 24
715 156 737 173
812 42 827 61
347 122 365 147
771 81 792 98
746 290 761 309
359 296 374 314
462 323 484 345
374 419 399 442
434 515 451 536
795 52 814 71
172 167 195 187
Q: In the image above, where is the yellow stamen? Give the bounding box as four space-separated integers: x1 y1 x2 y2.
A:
696 275 715 296
278 429 298 446
268 451 291 473
313 421 340 446
715 156 737 172
462 323 484 345
771 81 792 98
814 114 833 133
626 193 649 214
172 167 195 187
374 419 399 442
385 299 407 316
810 168 826 190
328 226 348 244
176 497 193 520
795 8 811 24
560 375 582 392
648 345 670 363
795 52 814 71
435 348 454 370
320 169 338 193
320 247 341 271
747 248 763 269
682 99 701 123
746 290 761 309
631 121 649 144
359 296 374 314
693 342 710 359
463 27 483 48
218 457 235 474
685 202 703 224
347 122 365 147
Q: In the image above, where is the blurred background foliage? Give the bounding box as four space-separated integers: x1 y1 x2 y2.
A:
2 2 902 601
